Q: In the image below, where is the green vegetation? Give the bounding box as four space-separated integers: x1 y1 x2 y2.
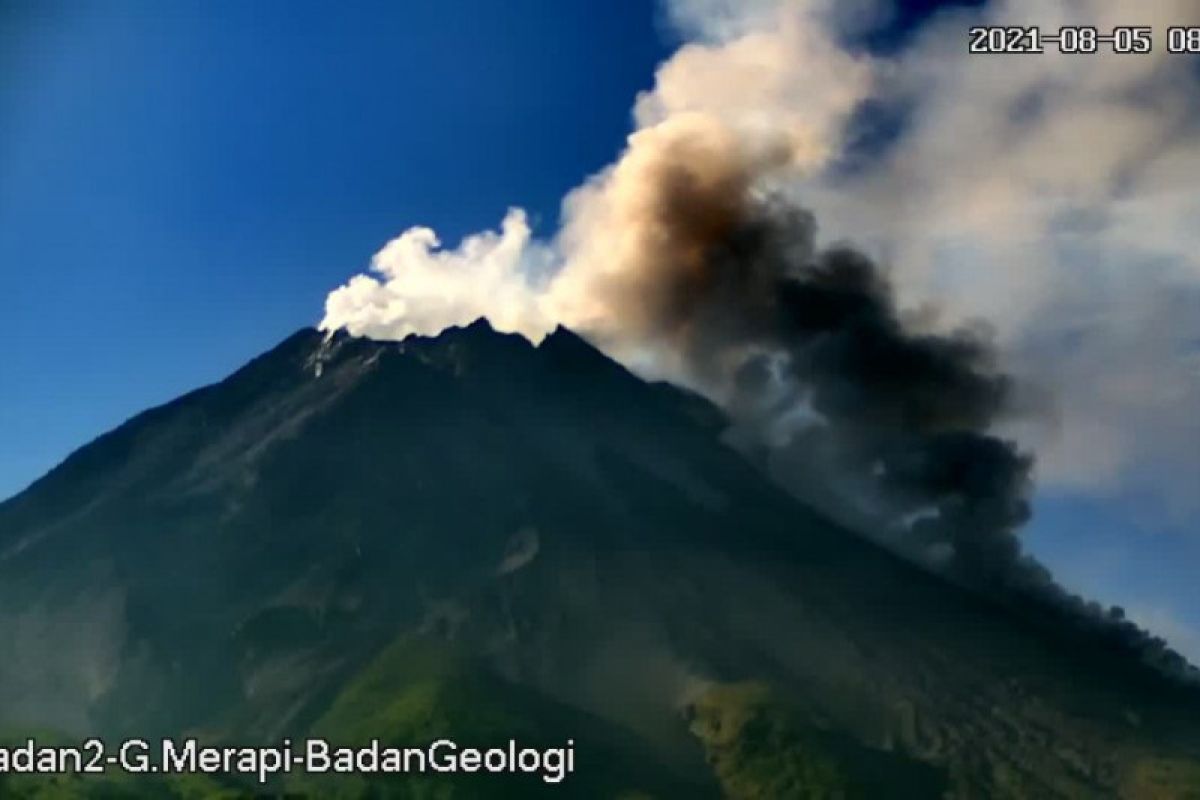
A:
290 635 701 799
686 682 946 800
1123 757 1200 799
0 770 244 799
0 638 699 800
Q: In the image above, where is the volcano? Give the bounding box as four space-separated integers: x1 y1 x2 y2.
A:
0 321 1197 798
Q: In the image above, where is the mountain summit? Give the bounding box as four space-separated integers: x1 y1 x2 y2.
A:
0 322 1197 797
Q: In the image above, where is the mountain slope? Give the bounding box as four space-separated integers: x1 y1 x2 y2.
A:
0 321 1197 797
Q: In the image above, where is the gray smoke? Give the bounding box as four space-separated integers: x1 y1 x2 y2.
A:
320 0 1198 675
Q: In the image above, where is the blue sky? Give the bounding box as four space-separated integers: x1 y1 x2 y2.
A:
1 0 667 499
2 1 1197 656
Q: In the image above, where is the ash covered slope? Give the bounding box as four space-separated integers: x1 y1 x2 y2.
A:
0 321 1197 797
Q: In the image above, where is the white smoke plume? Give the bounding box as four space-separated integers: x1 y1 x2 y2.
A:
321 208 556 343
322 0 1200 519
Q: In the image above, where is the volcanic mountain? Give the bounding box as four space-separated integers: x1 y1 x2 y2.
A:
0 321 1197 798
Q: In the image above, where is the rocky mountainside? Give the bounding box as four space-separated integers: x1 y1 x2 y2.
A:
0 321 1197 798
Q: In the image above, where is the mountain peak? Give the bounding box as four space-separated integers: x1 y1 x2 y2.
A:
0 323 1197 796
442 316 502 339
